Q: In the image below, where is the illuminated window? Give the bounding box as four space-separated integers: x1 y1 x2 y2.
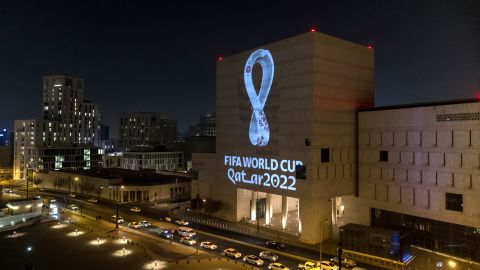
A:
321 148 330 163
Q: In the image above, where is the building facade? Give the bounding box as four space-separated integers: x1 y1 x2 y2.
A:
119 112 177 150
13 75 102 180
189 112 216 137
193 32 374 244
122 151 183 172
13 120 37 180
343 100 480 261
0 128 8 145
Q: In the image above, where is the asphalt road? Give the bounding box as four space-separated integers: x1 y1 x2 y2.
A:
13 188 385 270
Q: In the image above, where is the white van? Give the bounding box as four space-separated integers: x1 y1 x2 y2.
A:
177 226 196 237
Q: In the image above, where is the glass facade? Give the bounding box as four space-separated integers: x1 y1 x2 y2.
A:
371 208 480 261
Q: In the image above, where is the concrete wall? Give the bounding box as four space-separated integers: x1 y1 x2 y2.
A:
356 102 480 228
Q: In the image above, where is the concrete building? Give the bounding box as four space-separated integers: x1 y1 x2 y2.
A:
192 31 374 244
13 120 37 180
192 31 480 262
13 75 102 180
36 169 191 202
119 112 177 151
122 151 183 172
42 75 100 146
189 112 216 137
343 100 480 261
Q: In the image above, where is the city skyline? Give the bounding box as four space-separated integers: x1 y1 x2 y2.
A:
1 1 479 136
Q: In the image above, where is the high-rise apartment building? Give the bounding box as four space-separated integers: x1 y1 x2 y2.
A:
189 112 216 137
13 75 102 180
119 112 177 150
42 75 100 146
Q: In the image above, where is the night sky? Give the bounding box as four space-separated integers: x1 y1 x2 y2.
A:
0 1 479 137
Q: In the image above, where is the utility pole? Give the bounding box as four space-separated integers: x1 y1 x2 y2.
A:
338 241 343 270
115 185 120 229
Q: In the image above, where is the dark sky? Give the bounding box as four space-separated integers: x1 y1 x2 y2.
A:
0 0 479 137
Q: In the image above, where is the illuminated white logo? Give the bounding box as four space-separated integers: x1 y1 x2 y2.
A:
244 49 274 147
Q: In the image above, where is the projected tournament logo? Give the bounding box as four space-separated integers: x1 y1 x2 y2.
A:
244 49 274 147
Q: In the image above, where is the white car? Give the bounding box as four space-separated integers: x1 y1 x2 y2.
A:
128 222 142 229
298 261 318 269
130 206 141 212
87 198 98 203
69 193 76 198
200 241 217 250
139 220 151 227
260 251 278 261
318 261 339 270
243 255 264 266
33 194 41 200
67 204 79 211
223 248 242 259
111 215 124 224
175 219 189 226
330 257 357 268
180 237 196 246
268 262 289 270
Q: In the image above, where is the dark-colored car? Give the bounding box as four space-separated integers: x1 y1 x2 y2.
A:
159 229 174 239
266 241 285 249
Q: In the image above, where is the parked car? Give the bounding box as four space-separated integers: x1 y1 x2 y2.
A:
69 193 76 198
159 229 174 239
318 261 338 270
259 251 278 261
139 220 152 227
200 241 217 250
266 240 285 249
128 222 142 229
298 261 318 270
111 215 124 224
33 194 41 200
243 255 264 266
177 227 196 237
268 262 289 270
180 237 196 246
223 248 242 259
330 257 357 268
67 204 79 211
175 219 189 226
130 206 141 212
87 198 98 203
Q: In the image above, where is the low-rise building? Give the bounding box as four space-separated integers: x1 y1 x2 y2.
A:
122 151 183 172
36 168 192 202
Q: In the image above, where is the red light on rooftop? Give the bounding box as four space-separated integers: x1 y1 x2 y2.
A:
310 27 316 32
367 44 374 49
217 56 223 62
476 94 480 101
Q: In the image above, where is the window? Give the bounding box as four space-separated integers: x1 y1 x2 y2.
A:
296 165 306 179
380 151 388 162
446 193 463 212
321 148 330 163
305 139 311 146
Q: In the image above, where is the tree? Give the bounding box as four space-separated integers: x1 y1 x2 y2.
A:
33 178 42 188
204 200 222 213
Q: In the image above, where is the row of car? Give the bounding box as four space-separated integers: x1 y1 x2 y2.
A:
298 257 365 270
223 248 288 270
